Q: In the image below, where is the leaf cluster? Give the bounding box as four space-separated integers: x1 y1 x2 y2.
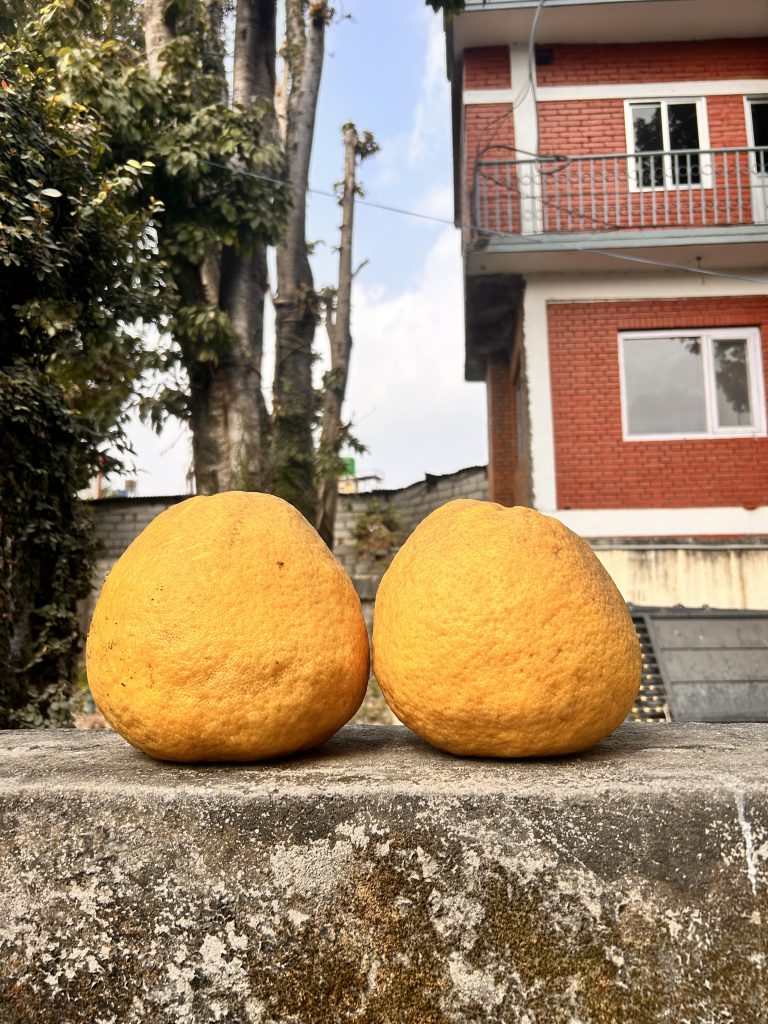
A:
352 499 402 564
10 0 289 425
0 364 96 727
0 11 162 723
425 0 467 13
0 30 163 433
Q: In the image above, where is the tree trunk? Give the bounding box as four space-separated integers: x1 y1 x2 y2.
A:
316 125 357 549
272 0 328 521
232 0 276 103
142 0 276 495
197 0 276 494
143 0 173 77
189 249 271 494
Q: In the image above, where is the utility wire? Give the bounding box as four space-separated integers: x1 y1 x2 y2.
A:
198 157 768 286
473 0 546 162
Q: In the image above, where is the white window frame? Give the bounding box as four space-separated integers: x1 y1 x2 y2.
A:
624 98 712 192
618 327 766 442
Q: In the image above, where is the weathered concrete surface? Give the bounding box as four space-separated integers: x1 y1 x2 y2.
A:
0 724 766 1024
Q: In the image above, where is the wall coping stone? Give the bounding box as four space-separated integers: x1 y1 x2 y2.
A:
1 723 766 1022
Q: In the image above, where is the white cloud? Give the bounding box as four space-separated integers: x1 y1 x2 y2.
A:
118 228 486 497
370 7 451 189
413 181 455 223
344 227 487 489
118 415 192 497
406 9 450 168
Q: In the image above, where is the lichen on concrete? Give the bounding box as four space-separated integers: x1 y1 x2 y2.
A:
0 724 767 1023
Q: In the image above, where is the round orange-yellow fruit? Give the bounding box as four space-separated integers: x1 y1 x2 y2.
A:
87 491 369 762
373 500 640 757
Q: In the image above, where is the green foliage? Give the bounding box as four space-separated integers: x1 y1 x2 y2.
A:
11 0 289 427
0 29 162 453
352 499 402 566
425 0 466 14
0 0 290 722
0 365 96 727
0 18 160 725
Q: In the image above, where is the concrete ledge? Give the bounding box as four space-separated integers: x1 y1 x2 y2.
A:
1 724 767 1023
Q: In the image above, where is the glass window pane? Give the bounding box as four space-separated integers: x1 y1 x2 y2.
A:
713 339 753 427
750 100 768 147
632 105 664 187
668 103 701 184
633 105 663 152
668 104 700 151
623 336 707 435
751 101 768 174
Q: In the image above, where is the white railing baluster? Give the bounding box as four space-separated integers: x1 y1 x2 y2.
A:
472 148 761 237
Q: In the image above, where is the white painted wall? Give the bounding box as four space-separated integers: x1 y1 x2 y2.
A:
594 545 768 610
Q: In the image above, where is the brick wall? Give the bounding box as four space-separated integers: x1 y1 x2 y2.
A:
535 95 755 230
486 353 532 507
486 354 516 505
464 103 516 233
547 296 768 511
464 42 763 234
463 46 510 90
535 39 768 86
538 99 626 156
538 95 751 156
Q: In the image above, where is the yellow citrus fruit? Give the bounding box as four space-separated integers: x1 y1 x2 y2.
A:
373 500 640 757
87 491 369 762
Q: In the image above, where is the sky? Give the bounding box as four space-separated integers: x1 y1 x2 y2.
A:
119 0 488 497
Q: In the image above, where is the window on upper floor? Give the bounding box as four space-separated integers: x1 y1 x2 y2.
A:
748 97 768 173
625 99 710 190
619 328 766 440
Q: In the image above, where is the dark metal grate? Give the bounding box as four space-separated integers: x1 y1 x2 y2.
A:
628 614 671 724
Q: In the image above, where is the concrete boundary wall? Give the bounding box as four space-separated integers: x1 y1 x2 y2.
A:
595 542 768 611
1 724 766 1023
80 472 768 635
79 468 489 630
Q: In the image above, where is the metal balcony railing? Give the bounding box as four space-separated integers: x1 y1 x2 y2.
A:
472 148 768 239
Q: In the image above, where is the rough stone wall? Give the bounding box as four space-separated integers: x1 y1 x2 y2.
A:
80 496 187 636
333 466 489 576
79 468 490 636
1 724 766 1024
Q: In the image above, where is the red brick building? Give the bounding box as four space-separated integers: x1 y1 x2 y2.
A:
445 0 768 542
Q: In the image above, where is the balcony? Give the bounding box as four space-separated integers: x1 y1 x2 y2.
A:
468 147 768 274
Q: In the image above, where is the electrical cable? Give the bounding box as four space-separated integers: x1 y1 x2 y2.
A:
472 0 547 163
198 157 768 286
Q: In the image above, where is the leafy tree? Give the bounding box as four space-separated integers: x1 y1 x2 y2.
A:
139 0 288 493
0 30 160 724
10 0 289 492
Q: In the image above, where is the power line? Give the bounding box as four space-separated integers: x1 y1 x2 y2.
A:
472 0 546 163
198 157 768 286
